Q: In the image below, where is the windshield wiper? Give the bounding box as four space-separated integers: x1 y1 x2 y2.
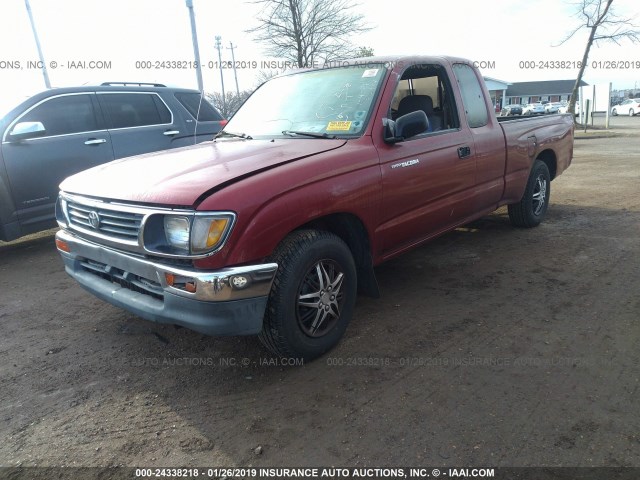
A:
282 130 338 139
215 130 252 140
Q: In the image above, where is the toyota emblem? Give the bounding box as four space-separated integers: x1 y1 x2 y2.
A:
88 211 101 229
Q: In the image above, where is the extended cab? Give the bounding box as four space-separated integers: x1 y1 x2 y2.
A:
55 56 573 360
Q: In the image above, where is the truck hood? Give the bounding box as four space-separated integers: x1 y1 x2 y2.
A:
60 138 346 206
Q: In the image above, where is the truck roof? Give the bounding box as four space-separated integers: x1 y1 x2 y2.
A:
276 55 476 78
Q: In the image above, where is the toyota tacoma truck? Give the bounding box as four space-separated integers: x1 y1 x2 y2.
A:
55 56 573 360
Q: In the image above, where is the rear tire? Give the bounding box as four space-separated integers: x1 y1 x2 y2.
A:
508 160 551 228
630 109 635 117
259 230 357 361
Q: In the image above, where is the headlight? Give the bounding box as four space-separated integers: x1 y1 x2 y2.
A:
164 216 190 253
144 212 235 257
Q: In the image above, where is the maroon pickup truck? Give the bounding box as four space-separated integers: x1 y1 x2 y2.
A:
55 56 573 360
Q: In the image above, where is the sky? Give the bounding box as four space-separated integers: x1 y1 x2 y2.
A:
1 0 639 110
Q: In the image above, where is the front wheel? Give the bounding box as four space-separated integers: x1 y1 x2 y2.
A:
259 230 357 361
508 160 551 228
612 108 618 116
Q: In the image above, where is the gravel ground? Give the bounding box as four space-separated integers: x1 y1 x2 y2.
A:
1 116 639 472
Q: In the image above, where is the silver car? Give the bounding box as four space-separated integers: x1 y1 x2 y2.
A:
522 103 546 115
544 102 563 113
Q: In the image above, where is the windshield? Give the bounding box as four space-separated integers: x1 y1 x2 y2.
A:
224 65 386 138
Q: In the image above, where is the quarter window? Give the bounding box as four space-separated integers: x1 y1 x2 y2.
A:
101 93 171 129
17 94 97 137
175 92 224 121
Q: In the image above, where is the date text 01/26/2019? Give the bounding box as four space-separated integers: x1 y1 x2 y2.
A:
518 60 640 70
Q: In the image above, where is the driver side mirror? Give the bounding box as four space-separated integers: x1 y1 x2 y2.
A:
9 121 46 141
383 111 429 144
383 118 397 143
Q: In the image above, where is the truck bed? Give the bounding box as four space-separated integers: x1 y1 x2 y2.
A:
498 113 574 205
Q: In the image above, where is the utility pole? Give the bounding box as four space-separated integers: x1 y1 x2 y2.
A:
215 36 226 114
227 42 240 96
185 0 204 92
24 0 51 89
605 82 611 129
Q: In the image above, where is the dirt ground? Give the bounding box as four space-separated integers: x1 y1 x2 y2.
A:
1 115 639 471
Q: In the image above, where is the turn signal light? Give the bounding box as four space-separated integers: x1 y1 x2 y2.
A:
165 272 197 293
206 219 229 248
55 238 70 253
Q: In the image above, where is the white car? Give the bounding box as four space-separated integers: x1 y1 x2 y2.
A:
558 103 580 115
544 102 563 113
611 98 640 116
522 103 545 115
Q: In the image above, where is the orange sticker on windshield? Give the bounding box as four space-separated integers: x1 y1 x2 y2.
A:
327 121 352 131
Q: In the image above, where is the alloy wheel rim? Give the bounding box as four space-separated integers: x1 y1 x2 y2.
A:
296 260 345 337
532 174 547 216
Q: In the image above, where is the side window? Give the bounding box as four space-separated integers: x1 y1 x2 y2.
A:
452 64 489 128
389 63 460 135
18 94 97 137
101 93 171 129
174 92 224 121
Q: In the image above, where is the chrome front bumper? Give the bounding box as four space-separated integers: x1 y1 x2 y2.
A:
55 229 278 335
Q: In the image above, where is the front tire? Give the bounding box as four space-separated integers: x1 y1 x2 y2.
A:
612 108 618 116
259 230 357 361
508 160 551 228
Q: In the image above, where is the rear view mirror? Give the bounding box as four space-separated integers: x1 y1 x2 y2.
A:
9 121 46 141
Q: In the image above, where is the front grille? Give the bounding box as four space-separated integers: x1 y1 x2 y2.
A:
67 201 143 241
80 259 164 301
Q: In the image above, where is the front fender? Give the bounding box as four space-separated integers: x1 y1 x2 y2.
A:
194 141 382 269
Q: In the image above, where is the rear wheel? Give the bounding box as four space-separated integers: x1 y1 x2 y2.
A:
259 230 357 361
630 109 635 117
508 160 551 228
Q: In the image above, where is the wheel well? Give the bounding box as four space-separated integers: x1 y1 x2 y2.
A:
537 149 557 180
297 213 380 298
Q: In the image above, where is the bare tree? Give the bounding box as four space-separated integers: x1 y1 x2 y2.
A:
558 0 639 120
352 46 375 58
248 0 372 68
207 90 252 118
254 69 281 88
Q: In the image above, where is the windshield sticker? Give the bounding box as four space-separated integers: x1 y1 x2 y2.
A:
327 121 352 131
361 68 379 78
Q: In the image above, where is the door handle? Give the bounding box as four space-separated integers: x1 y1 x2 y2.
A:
84 138 107 145
457 146 471 158
163 130 180 136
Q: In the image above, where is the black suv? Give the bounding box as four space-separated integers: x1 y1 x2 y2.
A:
0 83 225 242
